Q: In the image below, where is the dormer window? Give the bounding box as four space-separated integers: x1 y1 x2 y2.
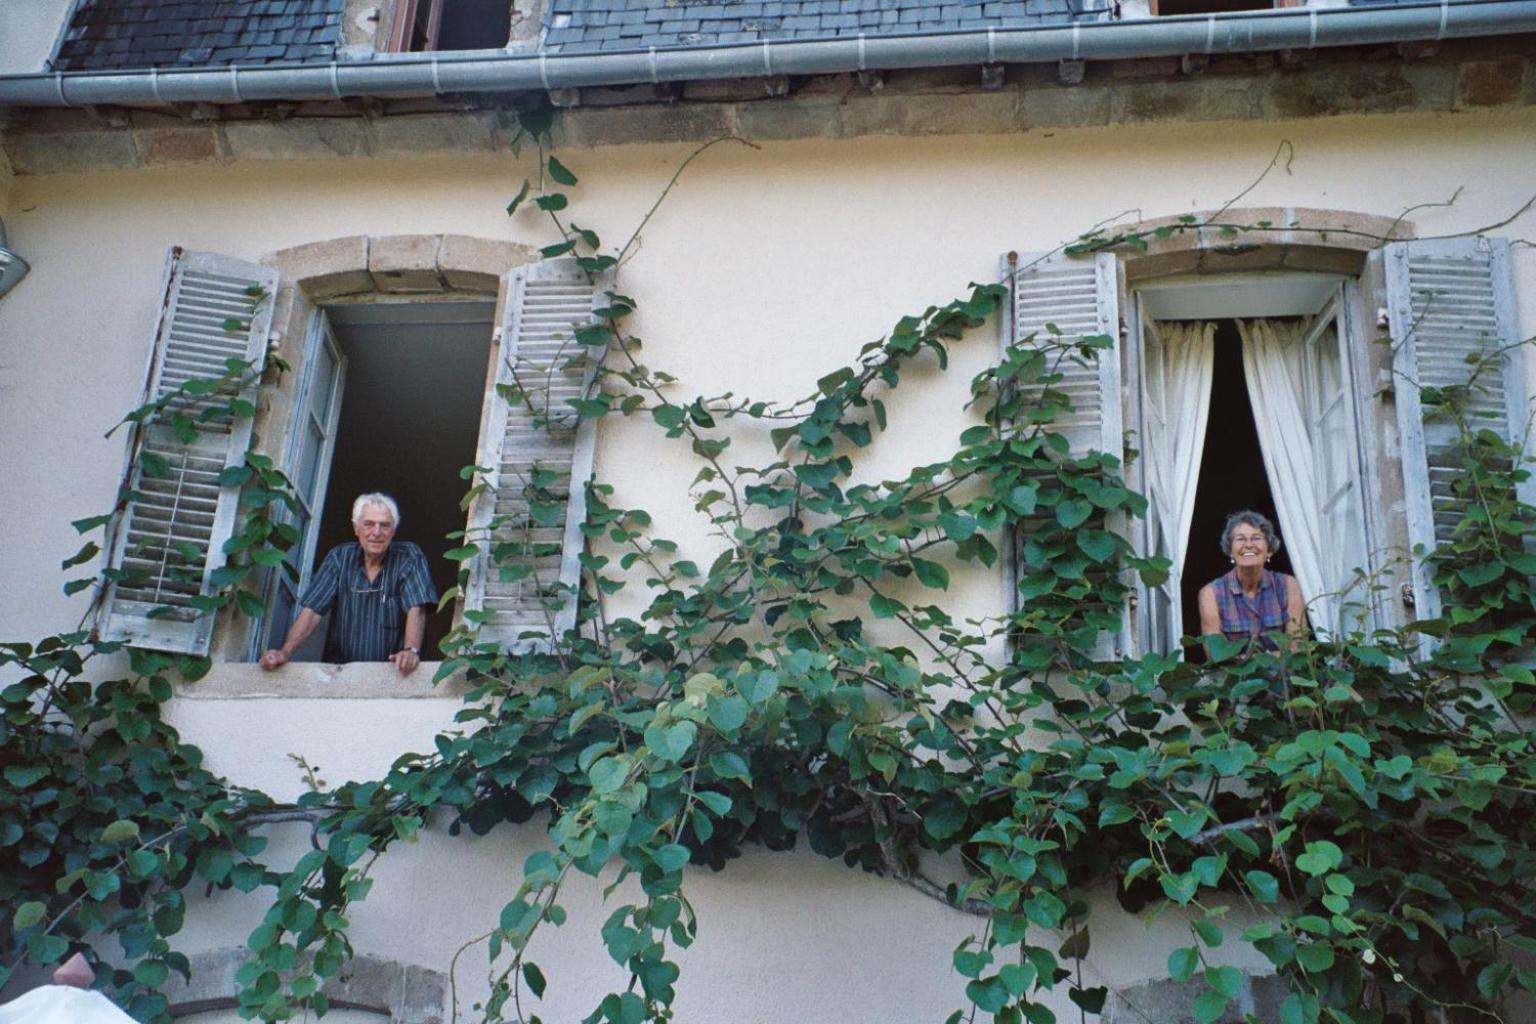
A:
383 0 513 52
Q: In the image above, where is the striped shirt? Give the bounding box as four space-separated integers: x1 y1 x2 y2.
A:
1213 568 1292 651
299 541 438 663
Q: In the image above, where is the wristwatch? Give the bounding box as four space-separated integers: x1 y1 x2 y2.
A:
401 646 420 655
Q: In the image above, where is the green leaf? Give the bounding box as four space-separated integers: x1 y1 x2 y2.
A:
1294 840 1343 876
547 156 578 186
1295 943 1335 973
1168 946 1199 983
706 694 749 733
506 179 531 215
589 756 630 795
4 765 47 788
654 843 690 874
911 558 950 590
644 720 697 763
100 819 141 845
1205 965 1242 998
870 594 905 619
695 791 732 817
1192 990 1229 1024
1056 499 1092 529
523 962 547 998
708 751 751 783
1243 870 1279 904
13 901 46 931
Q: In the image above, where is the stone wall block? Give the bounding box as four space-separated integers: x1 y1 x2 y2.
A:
369 234 446 292
135 125 225 167
552 102 736 148
437 234 537 292
844 89 1020 138
399 963 448 1024
4 129 139 174
224 118 369 162
1019 81 1112 129
272 235 373 299
1111 76 1256 124
1456 56 1526 108
1105 973 1285 1024
368 112 501 157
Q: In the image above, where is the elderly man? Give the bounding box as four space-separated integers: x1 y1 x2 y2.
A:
260 493 437 676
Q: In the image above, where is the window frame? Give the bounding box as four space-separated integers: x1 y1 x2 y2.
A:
1121 270 1388 655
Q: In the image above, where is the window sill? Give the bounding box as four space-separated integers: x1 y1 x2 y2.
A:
177 661 471 699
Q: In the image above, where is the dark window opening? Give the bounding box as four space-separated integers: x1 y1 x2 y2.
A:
303 301 494 661
1180 319 1292 657
388 0 512 52
1153 0 1273 14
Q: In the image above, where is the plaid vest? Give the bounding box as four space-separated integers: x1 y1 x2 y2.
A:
1214 568 1290 649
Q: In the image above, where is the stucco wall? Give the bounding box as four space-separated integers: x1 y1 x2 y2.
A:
1 107 1535 1019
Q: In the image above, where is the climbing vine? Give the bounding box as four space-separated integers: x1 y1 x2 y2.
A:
3 109 1536 1024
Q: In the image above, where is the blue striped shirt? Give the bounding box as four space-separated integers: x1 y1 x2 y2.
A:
299 542 438 663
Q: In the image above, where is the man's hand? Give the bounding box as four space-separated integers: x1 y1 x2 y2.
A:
389 648 420 676
260 648 291 671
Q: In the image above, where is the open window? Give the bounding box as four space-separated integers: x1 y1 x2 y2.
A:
1132 278 1375 652
1015 232 1530 660
381 0 513 52
257 257 611 662
103 249 608 661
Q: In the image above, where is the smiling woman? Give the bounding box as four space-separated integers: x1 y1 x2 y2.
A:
1196 508 1306 654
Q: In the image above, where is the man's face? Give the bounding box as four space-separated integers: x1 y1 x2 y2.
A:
353 505 397 559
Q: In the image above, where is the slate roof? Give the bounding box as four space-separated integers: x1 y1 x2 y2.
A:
46 0 1466 71
543 0 1113 53
54 0 345 71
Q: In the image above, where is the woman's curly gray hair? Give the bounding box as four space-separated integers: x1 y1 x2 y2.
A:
1220 509 1281 557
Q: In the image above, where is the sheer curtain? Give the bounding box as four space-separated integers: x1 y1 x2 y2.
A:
1142 320 1215 652
1237 318 1332 632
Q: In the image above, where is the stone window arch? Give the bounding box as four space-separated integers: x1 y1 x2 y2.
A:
161 948 445 1023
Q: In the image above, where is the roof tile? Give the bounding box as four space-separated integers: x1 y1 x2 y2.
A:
54 0 342 70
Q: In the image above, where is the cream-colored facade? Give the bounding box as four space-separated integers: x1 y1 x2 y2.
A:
3 6 1536 1020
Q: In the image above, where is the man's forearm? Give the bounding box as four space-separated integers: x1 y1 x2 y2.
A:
281 607 323 655
402 606 426 654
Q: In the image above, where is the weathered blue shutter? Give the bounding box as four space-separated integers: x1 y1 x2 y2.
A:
464 258 610 650
1386 236 1531 625
100 249 278 653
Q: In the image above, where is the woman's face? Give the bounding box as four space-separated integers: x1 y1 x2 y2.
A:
1228 522 1271 570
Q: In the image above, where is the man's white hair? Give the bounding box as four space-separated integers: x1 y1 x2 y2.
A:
351 492 400 526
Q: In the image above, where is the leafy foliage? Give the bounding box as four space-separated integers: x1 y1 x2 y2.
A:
4 110 1536 1024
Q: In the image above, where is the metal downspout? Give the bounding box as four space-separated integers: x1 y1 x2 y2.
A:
0 0 1531 107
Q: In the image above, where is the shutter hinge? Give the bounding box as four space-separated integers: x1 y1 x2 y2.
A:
492 327 504 346
1400 583 1416 609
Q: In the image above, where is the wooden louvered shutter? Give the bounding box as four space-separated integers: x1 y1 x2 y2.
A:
1386 236 1532 625
100 249 278 653
464 258 609 650
1003 251 1127 658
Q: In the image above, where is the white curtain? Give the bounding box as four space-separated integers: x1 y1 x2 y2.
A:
1237 318 1332 633
1142 320 1215 652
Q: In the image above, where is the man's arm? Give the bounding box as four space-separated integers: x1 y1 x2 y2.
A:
260 607 323 670
388 605 427 676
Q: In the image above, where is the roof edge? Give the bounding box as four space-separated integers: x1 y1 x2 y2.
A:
1 1 1532 109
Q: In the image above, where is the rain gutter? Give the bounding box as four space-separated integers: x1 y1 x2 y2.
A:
0 0 1531 108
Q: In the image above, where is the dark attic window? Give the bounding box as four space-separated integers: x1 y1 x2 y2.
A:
1152 0 1276 13
385 0 513 52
